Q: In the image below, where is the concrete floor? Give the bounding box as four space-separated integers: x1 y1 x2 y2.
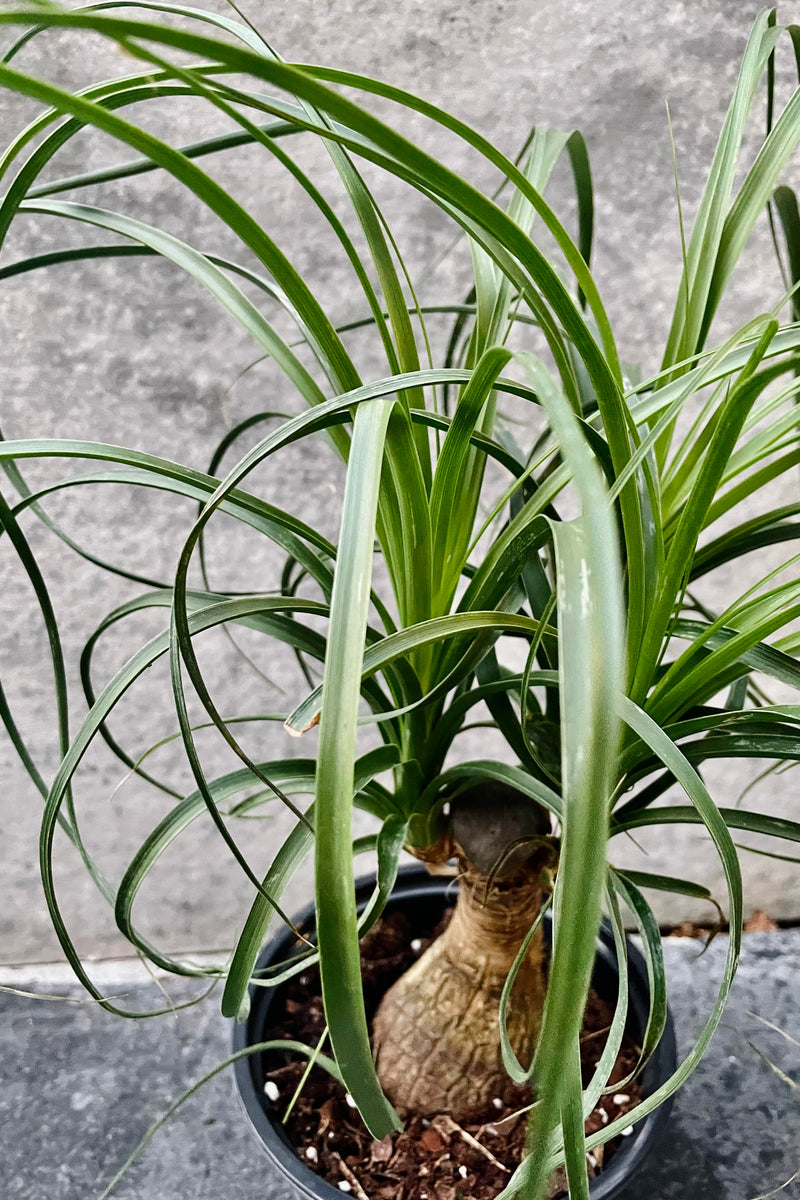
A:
2 930 799 1199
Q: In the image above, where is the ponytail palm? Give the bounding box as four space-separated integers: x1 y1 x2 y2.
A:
2 6 800 1199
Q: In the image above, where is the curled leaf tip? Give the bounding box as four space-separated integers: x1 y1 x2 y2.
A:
283 711 320 737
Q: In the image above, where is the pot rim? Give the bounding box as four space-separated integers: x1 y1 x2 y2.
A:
233 863 677 1200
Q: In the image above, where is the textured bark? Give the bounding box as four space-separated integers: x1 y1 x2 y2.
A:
372 862 546 1121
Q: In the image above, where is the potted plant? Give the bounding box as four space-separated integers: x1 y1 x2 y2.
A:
2 4 800 1198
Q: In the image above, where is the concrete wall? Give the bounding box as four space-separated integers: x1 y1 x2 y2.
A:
1 0 798 967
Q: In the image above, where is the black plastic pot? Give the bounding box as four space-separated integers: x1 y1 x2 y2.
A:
233 864 677 1199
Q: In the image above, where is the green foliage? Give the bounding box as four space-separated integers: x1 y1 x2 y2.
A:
1 4 800 1195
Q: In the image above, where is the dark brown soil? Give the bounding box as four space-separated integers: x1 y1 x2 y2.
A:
259 907 642 1200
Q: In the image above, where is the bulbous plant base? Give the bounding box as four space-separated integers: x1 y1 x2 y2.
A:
372 864 546 1120
233 867 677 1200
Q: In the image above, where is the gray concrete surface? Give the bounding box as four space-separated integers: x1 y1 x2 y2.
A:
2 931 799 1200
1 0 799 969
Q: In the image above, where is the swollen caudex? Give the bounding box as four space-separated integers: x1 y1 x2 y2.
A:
372 784 555 1121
